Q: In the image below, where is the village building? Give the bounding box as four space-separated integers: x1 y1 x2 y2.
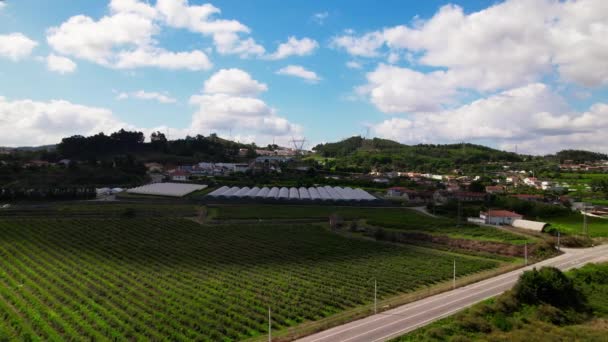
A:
480 210 523 225
169 170 189 182
485 185 506 194
511 194 544 202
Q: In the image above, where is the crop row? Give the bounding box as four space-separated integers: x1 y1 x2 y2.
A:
0 218 498 341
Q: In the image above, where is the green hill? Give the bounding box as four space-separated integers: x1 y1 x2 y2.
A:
312 136 524 173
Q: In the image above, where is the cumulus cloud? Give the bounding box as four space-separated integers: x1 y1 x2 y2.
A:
335 0 608 91
203 68 268 96
116 90 177 104
267 36 318 60
371 83 608 154
114 47 212 70
46 54 77 74
331 31 384 57
358 64 456 112
46 0 266 70
276 65 321 83
189 69 300 139
46 13 157 65
0 96 128 146
155 0 265 57
0 33 38 61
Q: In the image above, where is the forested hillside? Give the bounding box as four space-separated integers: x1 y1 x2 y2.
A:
312 136 525 173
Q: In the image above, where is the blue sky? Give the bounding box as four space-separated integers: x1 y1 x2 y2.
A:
0 0 607 154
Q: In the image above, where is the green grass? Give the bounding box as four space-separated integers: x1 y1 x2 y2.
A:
215 205 533 244
393 262 608 342
585 198 608 206
0 218 499 341
545 213 608 237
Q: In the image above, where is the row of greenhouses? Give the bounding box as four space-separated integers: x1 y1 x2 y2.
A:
207 186 376 201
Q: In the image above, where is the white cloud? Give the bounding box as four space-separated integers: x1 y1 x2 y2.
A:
189 69 300 139
116 90 177 104
276 65 321 83
115 47 212 70
334 0 608 90
46 0 261 70
109 0 157 18
0 96 128 146
331 31 384 57
0 2 5 10
0 33 38 61
46 54 77 74
371 83 608 154
346 61 362 69
212 32 265 57
359 64 457 113
312 12 328 25
267 36 318 60
155 0 265 57
203 68 268 96
46 11 212 71
46 13 157 65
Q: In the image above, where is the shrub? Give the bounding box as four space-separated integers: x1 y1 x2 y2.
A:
426 326 448 340
458 314 492 333
535 304 567 325
492 312 513 332
493 291 519 314
513 267 588 310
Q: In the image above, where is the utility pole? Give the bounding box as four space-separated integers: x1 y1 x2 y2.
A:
557 230 560 251
583 209 588 237
374 279 377 314
268 307 272 342
453 259 456 290
524 242 528 266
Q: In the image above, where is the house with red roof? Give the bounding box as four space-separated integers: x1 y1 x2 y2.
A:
511 194 544 202
480 210 523 225
485 185 506 194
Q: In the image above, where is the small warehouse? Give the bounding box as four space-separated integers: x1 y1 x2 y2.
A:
512 219 549 232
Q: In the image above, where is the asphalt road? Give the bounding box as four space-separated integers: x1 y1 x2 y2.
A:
297 244 608 342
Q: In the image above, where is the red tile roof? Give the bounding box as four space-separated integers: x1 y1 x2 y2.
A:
482 210 523 218
511 194 543 199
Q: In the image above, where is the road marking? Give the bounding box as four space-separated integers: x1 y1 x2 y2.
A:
300 245 608 342
339 277 517 342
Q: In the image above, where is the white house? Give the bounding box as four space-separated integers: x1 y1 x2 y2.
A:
169 170 189 181
480 210 523 225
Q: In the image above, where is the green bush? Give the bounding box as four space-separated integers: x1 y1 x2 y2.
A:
513 267 587 310
492 312 513 332
458 314 492 333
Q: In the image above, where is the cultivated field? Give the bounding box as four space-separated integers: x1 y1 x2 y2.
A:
213 205 532 244
0 218 500 341
546 213 608 237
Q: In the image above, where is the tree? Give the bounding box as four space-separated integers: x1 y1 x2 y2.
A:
514 267 587 310
150 131 168 151
150 131 167 143
469 181 485 193
591 179 608 198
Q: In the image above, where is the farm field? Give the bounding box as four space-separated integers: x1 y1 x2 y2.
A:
0 218 500 341
0 203 199 218
213 205 533 244
545 213 608 237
